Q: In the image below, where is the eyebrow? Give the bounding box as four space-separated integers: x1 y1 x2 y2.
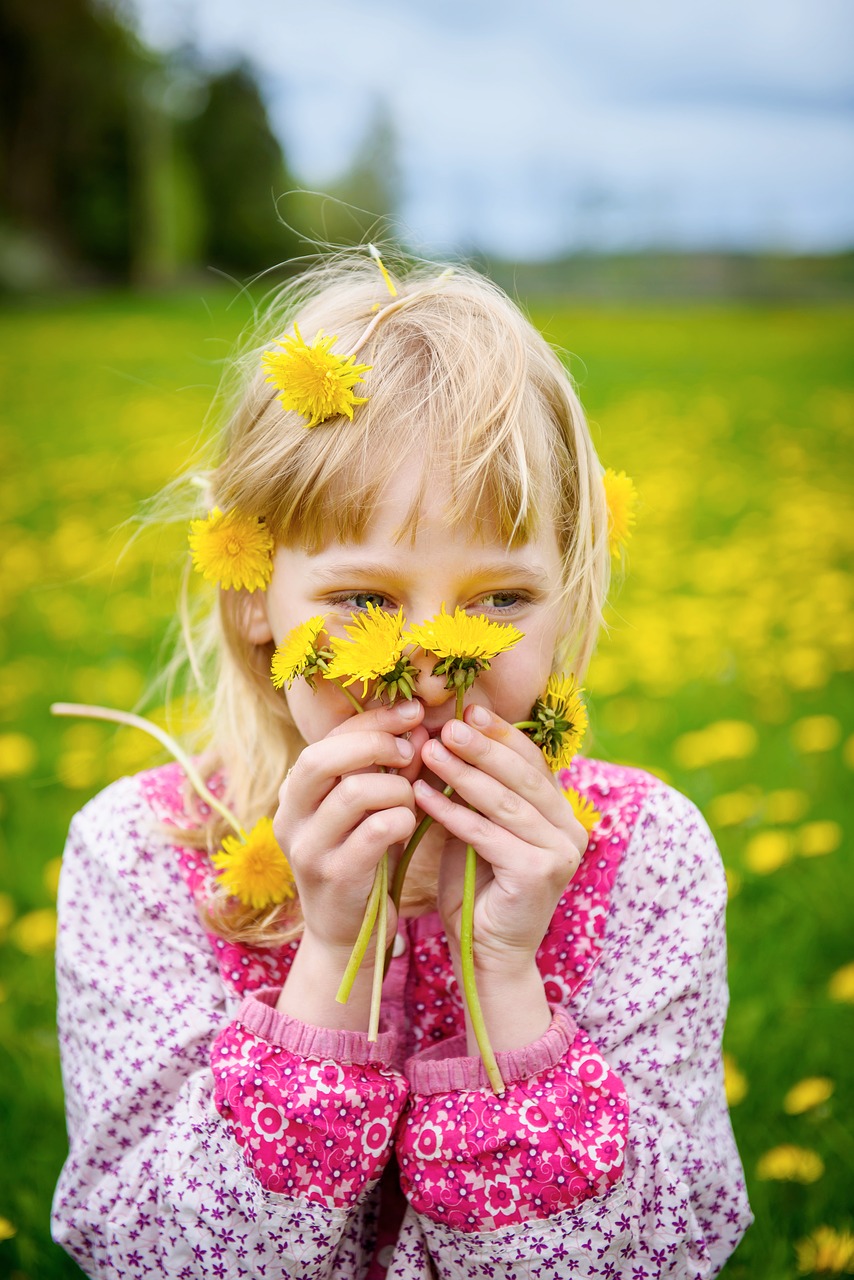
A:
310 560 552 589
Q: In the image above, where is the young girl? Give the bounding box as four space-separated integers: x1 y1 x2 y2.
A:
51 255 752 1278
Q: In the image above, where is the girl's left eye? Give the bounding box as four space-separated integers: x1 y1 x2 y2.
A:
476 592 526 611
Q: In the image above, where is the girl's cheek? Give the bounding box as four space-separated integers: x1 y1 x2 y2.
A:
285 685 347 744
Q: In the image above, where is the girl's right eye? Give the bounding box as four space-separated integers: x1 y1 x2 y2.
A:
327 592 389 612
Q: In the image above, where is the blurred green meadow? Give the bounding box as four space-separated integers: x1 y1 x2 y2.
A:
0 290 852 1278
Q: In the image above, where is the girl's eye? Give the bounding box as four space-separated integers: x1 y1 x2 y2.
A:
328 592 389 612
476 592 526 612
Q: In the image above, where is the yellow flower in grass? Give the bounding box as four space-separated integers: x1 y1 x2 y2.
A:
271 616 332 689
403 605 523 693
756 1145 824 1183
828 962 854 1003
723 1052 748 1105
327 604 418 703
603 468 638 557
784 1077 834 1115
0 1217 16 1243
796 1225 854 1275
262 325 372 427
524 673 588 771
212 818 295 910
189 508 274 592
565 787 601 834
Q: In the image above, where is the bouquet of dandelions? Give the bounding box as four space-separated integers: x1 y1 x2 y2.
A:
270 602 597 1093
50 614 595 1094
52 601 596 1094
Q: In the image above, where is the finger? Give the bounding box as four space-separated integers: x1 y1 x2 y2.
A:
282 729 416 823
326 804 419 884
464 704 561 773
397 724 429 785
311 772 416 853
425 723 572 833
326 698 424 740
413 779 583 884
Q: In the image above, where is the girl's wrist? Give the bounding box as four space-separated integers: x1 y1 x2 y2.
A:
276 931 375 1031
453 960 552 1055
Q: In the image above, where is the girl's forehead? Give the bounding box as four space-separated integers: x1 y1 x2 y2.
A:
301 490 561 585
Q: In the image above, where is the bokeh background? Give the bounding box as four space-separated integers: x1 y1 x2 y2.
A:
1 1 853 1276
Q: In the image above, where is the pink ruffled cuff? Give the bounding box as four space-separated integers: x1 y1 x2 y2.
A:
405 1005 577 1094
236 986 399 1067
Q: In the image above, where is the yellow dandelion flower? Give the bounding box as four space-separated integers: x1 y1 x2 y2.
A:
326 604 417 703
784 1077 834 1115
791 715 842 754
523 673 588 771
11 908 57 955
744 830 794 875
756 1145 824 1184
0 1217 17 1243
798 821 843 858
189 507 274 593
403 605 523 693
564 786 601 834
271 616 332 689
796 1225 854 1274
723 1052 748 1106
603 468 638 557
212 818 295 910
262 324 372 427
828 962 854 1003
0 731 37 778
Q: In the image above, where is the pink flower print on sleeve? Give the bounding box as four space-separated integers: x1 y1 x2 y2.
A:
211 1012 409 1207
398 1009 629 1233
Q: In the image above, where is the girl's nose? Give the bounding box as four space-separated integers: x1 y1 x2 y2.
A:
409 651 454 707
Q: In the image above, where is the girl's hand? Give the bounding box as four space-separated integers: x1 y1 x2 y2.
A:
274 699 428 959
413 704 587 1047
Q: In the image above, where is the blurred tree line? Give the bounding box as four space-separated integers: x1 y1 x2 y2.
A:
0 0 398 289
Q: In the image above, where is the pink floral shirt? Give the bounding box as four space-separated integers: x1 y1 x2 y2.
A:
52 758 751 1278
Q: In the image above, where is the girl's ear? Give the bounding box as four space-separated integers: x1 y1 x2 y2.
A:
239 591 275 645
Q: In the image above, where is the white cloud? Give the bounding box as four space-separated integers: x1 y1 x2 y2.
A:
130 0 854 255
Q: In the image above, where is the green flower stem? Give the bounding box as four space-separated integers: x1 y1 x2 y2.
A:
330 679 365 714
51 703 245 838
335 861 382 1005
460 842 505 1094
453 683 503 1091
327 681 392 1019
368 853 389 1042
513 720 538 731
384 685 466 969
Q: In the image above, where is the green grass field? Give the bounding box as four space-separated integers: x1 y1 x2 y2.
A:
0 289 852 1278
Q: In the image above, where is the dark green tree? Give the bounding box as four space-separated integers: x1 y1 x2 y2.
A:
182 64 301 276
0 0 144 280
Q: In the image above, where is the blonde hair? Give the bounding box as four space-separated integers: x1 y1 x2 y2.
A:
176 253 610 945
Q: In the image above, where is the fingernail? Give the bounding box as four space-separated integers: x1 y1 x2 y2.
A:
449 720 471 743
470 705 489 726
396 738 415 760
399 700 420 720
428 739 450 762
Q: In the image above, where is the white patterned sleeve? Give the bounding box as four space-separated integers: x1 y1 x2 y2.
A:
50 777 403 1280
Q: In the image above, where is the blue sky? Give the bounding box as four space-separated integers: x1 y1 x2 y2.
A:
131 0 854 258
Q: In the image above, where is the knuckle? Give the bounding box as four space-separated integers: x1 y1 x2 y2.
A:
337 774 362 806
524 763 549 796
497 788 524 819
365 810 391 841
472 811 497 842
